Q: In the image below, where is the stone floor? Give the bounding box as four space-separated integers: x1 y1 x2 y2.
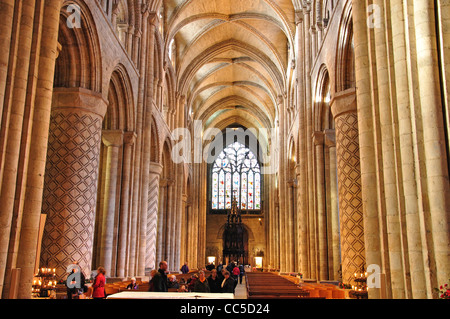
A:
234 276 247 299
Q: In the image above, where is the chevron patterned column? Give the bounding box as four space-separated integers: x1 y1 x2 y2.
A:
146 162 163 270
40 88 107 280
331 89 365 285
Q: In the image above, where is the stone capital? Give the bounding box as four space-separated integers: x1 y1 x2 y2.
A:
52 87 108 118
160 178 174 187
287 179 297 188
295 10 304 25
295 164 301 176
149 162 163 176
330 88 357 119
123 131 137 146
102 130 124 147
312 131 324 146
324 129 336 148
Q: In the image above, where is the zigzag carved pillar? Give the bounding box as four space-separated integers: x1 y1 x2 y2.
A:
330 89 365 285
146 162 163 271
40 88 107 280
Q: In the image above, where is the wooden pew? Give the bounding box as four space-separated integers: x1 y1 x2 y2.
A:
245 272 314 299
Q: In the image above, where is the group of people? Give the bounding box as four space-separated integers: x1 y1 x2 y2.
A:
66 263 107 299
149 261 244 294
65 260 246 299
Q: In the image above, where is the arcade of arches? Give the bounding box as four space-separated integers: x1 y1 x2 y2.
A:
0 0 449 299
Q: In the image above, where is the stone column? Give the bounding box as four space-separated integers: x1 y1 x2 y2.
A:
372 0 405 298
324 130 340 281
146 162 163 270
0 0 37 292
0 0 14 117
413 0 450 292
295 8 309 278
116 132 136 278
40 88 107 280
304 2 317 280
166 179 175 270
330 88 365 285
389 0 426 299
156 179 167 264
99 130 124 277
186 202 194 265
287 179 295 272
1 0 62 299
313 131 328 280
180 194 188 268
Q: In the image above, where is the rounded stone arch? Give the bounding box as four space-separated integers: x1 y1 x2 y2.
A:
150 116 161 163
314 64 333 131
287 135 297 179
113 0 130 45
185 173 192 198
336 1 355 92
160 137 175 179
104 64 135 131
163 65 177 122
55 0 102 92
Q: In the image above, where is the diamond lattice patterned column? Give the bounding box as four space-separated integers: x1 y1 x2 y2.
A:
331 89 365 285
40 88 107 280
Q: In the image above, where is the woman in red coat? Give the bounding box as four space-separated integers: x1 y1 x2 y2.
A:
92 267 106 299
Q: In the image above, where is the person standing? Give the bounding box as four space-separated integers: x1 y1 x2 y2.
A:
180 262 189 274
151 261 169 292
193 270 210 293
92 267 106 299
239 264 245 284
208 269 221 293
221 271 235 294
66 261 86 299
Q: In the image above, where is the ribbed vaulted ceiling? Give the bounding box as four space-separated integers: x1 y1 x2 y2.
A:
164 0 297 132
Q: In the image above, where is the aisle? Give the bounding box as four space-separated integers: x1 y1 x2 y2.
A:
234 276 247 299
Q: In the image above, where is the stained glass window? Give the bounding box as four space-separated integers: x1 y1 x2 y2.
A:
211 142 261 211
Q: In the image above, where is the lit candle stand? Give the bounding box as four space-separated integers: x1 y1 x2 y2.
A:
32 267 57 298
350 266 368 299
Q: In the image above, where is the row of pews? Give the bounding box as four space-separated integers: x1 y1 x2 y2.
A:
281 275 346 299
103 279 150 296
245 272 315 299
245 272 347 299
